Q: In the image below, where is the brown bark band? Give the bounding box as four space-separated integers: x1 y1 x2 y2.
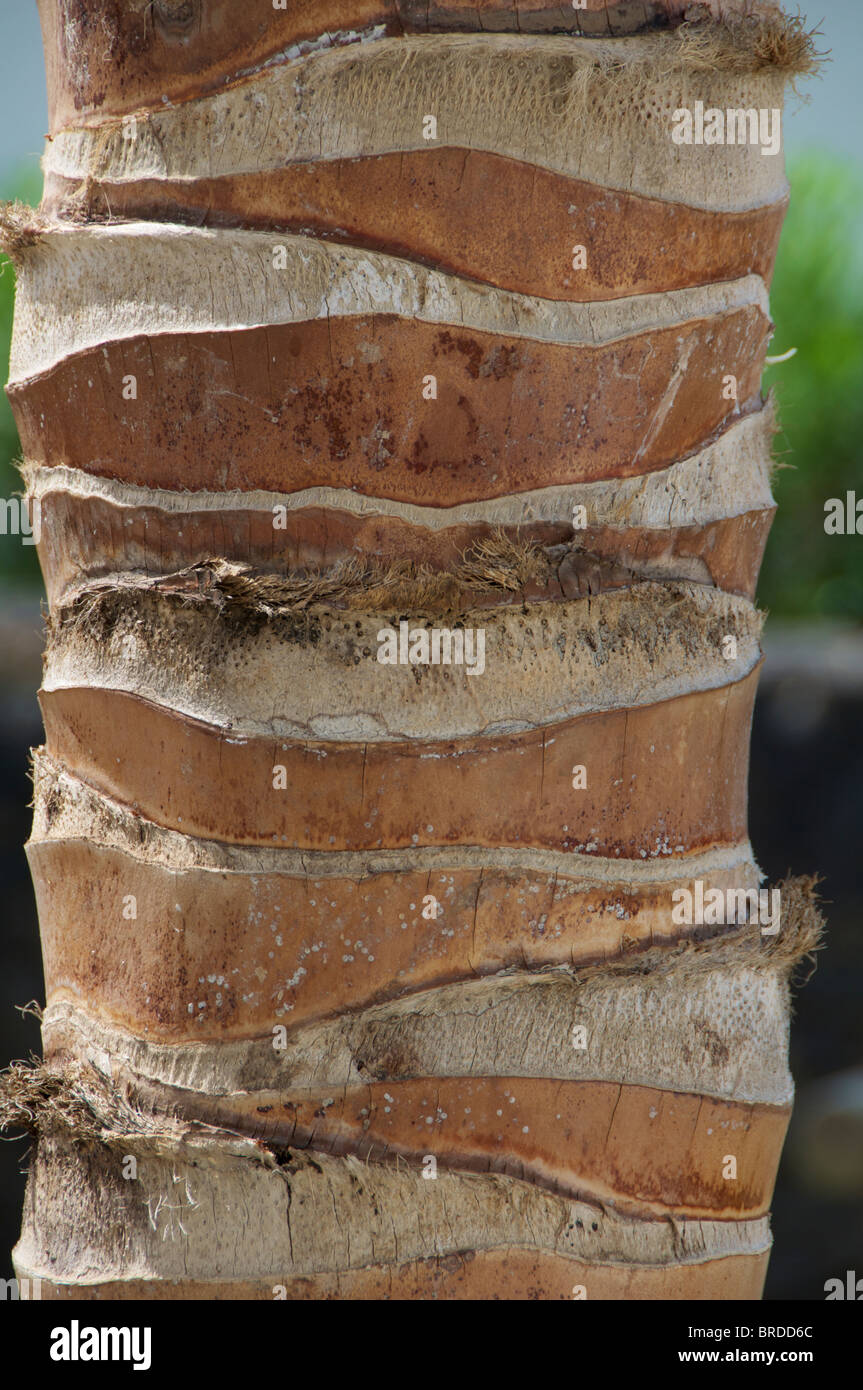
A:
30 837 759 1041
37 0 759 128
11 310 769 504
31 488 773 605
40 674 757 853
20 1247 770 1301
43 155 786 302
133 1074 789 1219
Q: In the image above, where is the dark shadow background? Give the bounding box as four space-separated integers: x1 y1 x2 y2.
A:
1 3 861 1300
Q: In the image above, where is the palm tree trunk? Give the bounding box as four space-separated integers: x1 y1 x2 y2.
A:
2 0 820 1299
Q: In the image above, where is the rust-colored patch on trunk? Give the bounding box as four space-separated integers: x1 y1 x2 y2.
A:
10 311 770 503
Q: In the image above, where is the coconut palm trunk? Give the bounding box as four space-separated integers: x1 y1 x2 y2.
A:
1 0 821 1299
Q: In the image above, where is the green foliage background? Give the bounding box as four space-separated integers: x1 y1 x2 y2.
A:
1 155 861 615
762 154 863 619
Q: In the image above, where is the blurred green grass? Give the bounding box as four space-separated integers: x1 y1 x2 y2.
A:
762 152 863 620
1 154 862 613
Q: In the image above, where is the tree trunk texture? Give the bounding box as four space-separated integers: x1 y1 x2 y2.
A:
2 0 820 1299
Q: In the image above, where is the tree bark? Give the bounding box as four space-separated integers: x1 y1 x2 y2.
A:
2 0 820 1299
